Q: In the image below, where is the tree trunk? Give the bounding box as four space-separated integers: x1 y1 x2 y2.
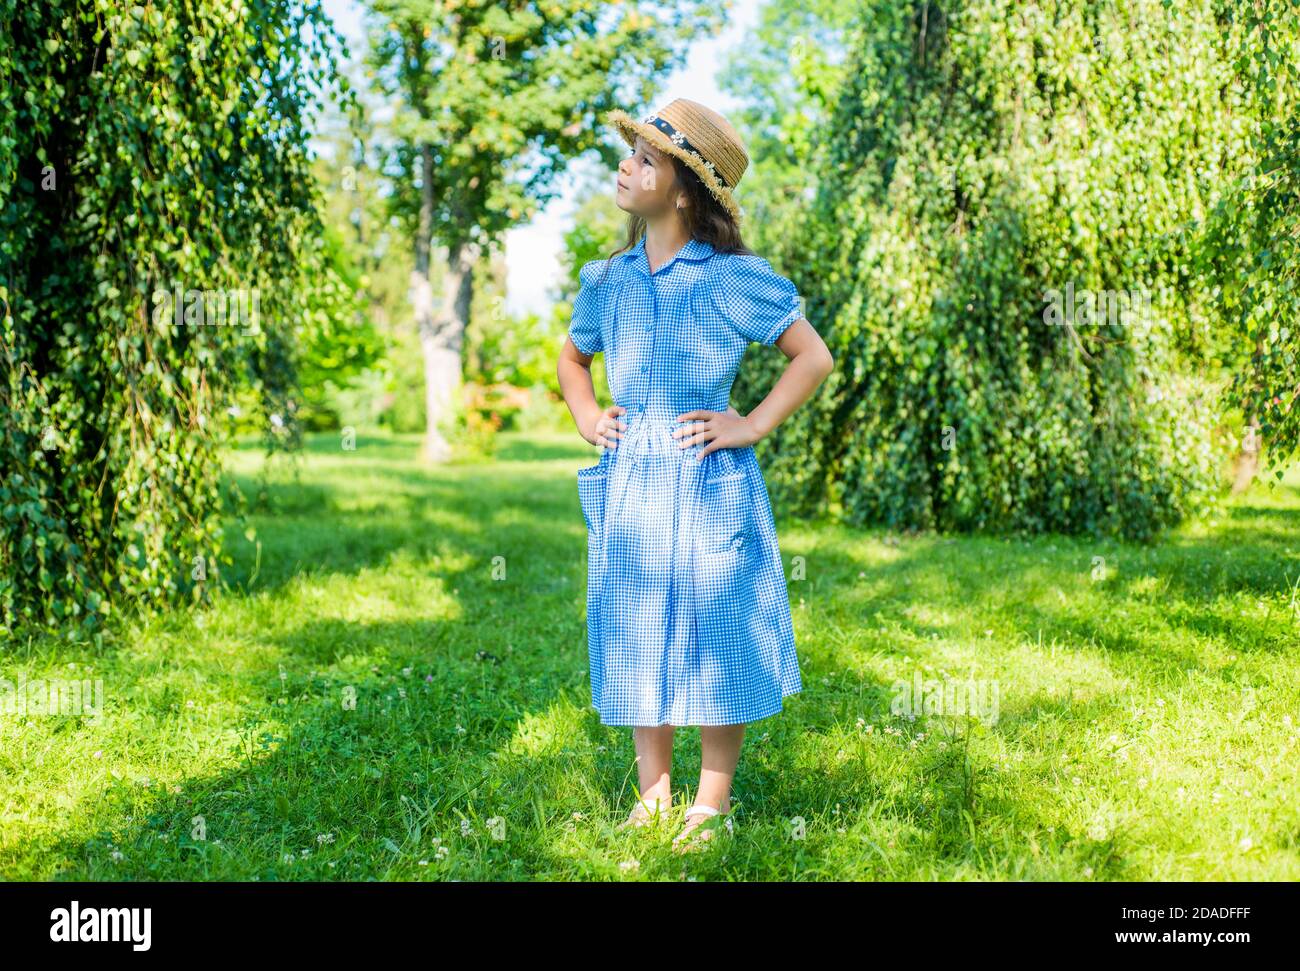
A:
419 244 475 463
1231 416 1261 494
409 145 478 464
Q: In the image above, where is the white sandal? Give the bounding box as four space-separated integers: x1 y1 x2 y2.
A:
671 804 731 851
618 795 669 830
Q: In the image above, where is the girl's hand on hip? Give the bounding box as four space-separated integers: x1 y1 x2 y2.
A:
583 405 626 448
673 408 760 458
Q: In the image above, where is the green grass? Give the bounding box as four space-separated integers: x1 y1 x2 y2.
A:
2 430 1298 880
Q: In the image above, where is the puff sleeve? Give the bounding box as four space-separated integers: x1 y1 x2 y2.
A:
567 259 607 356
715 253 805 346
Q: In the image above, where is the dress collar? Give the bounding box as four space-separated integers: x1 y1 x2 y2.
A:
622 236 715 275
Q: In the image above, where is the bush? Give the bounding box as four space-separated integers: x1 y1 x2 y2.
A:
0 0 344 633
764 0 1250 539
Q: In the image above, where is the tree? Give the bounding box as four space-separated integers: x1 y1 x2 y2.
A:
716 0 859 261
361 0 723 462
767 0 1252 539
714 0 862 416
0 0 346 632
1198 0 1300 483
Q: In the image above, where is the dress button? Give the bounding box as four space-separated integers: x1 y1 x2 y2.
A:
731 534 745 550
645 323 654 331
640 364 649 373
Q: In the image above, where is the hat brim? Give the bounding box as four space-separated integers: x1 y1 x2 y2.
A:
605 109 744 225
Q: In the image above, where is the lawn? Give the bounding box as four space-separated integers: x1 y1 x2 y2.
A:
1 430 1297 880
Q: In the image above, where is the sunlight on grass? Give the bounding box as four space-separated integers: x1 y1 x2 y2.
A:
1 432 1297 881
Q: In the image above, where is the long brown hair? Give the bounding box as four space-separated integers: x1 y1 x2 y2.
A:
595 155 753 287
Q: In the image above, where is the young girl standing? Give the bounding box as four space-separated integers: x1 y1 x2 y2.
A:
556 99 834 852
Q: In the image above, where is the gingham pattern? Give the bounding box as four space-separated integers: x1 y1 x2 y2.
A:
569 236 804 726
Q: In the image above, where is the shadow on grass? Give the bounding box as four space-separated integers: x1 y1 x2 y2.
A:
215 441 593 597
40 613 921 880
51 614 1038 880
39 437 1300 878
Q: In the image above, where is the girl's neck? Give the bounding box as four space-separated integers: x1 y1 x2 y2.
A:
643 216 692 274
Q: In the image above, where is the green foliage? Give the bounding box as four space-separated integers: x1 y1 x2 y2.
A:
0 0 346 633
1197 0 1300 474
767 0 1253 540
299 106 415 433
554 185 628 306
363 0 727 251
293 222 389 432
467 308 560 391
718 0 860 266
377 330 428 434
361 0 725 458
722 0 862 441
551 186 624 402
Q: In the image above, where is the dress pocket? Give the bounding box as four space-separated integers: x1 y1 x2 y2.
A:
577 462 609 536
692 469 759 643
698 469 753 554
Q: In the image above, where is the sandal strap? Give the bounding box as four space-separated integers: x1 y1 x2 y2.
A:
684 804 720 818
629 796 665 815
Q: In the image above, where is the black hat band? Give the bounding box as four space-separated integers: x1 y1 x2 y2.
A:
643 114 730 189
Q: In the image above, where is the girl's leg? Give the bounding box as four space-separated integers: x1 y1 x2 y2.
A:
672 723 745 849
694 723 745 812
632 725 675 802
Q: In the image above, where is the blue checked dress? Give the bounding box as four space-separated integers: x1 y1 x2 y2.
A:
568 235 804 727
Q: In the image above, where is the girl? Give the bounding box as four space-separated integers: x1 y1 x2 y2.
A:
556 98 834 853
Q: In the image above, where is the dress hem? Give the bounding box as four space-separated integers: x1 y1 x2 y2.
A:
590 683 801 728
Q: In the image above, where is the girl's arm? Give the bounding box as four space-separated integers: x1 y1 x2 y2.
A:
744 318 834 438
558 335 626 448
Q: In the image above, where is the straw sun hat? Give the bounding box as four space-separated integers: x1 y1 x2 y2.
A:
605 98 750 224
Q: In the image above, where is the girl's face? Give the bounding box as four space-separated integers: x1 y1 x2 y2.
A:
616 136 684 219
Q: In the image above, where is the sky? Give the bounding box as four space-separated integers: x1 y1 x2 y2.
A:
318 0 762 317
